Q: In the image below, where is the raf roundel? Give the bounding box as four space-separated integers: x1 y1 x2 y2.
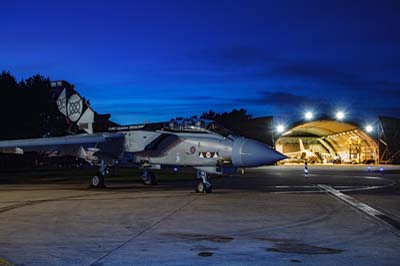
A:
190 146 196 154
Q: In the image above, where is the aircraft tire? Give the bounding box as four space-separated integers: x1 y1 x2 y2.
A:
196 181 205 193
144 171 157 185
91 174 105 188
196 181 212 193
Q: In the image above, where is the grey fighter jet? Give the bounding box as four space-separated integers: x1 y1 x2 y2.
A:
0 118 286 193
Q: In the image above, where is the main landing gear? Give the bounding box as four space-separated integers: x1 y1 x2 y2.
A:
91 160 107 188
141 169 157 185
196 170 212 193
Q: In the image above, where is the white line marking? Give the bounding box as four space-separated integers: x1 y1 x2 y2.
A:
270 183 395 194
318 184 400 237
273 186 315 188
88 195 200 266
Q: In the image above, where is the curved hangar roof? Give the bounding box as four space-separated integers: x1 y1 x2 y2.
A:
282 120 359 137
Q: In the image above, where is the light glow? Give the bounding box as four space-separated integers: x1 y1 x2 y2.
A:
305 111 313 120
276 124 285 133
366 125 373 133
336 111 345 120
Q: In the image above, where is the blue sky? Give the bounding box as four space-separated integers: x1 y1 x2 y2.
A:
1 0 399 124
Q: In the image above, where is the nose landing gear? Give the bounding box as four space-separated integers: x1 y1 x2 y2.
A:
141 169 157 185
196 170 212 193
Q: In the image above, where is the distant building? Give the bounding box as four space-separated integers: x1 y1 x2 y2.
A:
235 116 274 146
50 80 75 99
379 116 400 164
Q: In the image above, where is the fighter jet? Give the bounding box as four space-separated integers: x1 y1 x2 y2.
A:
0 88 286 192
0 117 287 192
282 138 335 164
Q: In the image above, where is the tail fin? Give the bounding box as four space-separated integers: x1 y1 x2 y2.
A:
299 138 305 152
55 88 94 134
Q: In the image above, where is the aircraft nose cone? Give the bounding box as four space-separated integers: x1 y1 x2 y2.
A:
232 138 287 167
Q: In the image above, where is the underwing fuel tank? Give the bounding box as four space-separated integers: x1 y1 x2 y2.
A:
231 137 286 167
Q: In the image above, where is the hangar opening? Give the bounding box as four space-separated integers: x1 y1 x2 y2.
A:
275 120 378 164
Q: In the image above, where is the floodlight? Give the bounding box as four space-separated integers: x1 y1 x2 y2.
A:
305 111 313 120
336 111 345 120
276 124 285 133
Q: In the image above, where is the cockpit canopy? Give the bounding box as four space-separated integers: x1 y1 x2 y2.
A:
165 118 232 137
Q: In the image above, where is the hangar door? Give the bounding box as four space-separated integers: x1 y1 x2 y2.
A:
275 120 378 164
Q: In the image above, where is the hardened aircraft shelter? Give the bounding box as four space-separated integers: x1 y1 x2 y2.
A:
273 116 400 164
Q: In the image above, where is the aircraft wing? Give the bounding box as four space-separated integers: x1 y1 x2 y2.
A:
0 133 125 161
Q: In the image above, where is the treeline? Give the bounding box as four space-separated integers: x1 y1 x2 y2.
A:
201 108 253 132
202 109 274 145
0 71 67 140
0 70 257 141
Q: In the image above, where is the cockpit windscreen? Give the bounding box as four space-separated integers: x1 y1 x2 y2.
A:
165 118 232 137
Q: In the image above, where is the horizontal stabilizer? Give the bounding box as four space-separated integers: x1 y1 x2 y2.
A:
0 133 125 160
0 147 24 155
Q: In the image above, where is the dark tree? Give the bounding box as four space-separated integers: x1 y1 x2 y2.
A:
201 108 252 132
0 71 68 139
0 71 21 139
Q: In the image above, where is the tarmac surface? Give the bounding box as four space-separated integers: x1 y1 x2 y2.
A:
0 165 399 266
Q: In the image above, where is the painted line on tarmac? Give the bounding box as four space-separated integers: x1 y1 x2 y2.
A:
337 182 396 193
318 184 400 237
88 194 201 266
271 176 395 194
0 192 107 214
0 258 14 266
271 185 332 194
273 186 315 188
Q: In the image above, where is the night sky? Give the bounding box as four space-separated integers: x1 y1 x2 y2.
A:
1 0 399 125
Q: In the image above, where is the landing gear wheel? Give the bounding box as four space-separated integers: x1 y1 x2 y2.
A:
196 181 205 193
195 170 212 193
196 181 212 193
142 171 157 185
91 174 105 188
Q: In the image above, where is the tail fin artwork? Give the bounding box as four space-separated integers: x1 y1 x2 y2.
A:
55 88 94 134
56 88 67 116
